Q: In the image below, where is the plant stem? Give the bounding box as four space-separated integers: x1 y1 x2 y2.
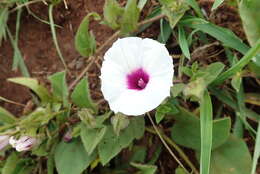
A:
147 113 199 174
68 14 165 90
145 126 199 174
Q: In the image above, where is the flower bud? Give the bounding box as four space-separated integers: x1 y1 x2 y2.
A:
0 135 10 151
9 136 38 152
63 130 72 142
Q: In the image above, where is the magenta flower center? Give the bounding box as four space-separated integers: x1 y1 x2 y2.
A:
127 68 149 90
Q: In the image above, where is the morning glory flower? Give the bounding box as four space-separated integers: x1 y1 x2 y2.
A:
0 135 10 150
100 37 174 116
9 136 38 152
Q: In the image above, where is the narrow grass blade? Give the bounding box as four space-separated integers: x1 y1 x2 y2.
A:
211 0 224 11
178 26 190 59
185 0 204 18
158 19 172 44
200 90 213 174
48 5 68 70
251 122 260 174
180 16 249 54
211 38 260 86
12 8 22 70
7 28 30 77
0 7 9 45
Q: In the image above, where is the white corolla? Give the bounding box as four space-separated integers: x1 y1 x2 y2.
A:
100 37 174 116
9 136 38 152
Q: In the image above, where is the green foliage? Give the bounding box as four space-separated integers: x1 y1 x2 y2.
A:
98 117 145 165
211 0 224 11
75 12 100 57
120 0 140 34
111 113 130 135
209 135 252 174
200 90 213 174
0 107 17 124
171 107 231 150
71 78 96 112
0 7 9 45
48 72 69 107
178 25 190 59
158 19 172 44
239 0 260 47
131 162 157 174
8 77 51 103
183 62 225 99
155 99 179 124
2 152 19 174
103 0 124 29
159 0 189 28
80 123 107 155
54 139 96 174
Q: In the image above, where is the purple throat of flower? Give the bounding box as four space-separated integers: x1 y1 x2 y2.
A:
127 68 149 90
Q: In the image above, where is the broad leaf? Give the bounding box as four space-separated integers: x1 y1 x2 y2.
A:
239 0 260 47
98 116 145 165
8 77 50 103
48 72 68 107
120 0 140 34
209 135 252 174
75 13 100 57
80 124 107 155
103 0 124 29
0 107 17 124
71 78 96 112
171 107 231 150
2 152 19 174
54 139 96 174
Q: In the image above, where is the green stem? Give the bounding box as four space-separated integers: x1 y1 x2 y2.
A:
145 126 199 174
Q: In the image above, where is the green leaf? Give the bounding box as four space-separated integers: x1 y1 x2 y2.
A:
212 38 260 86
0 107 17 124
185 0 204 18
8 77 50 103
231 73 242 92
251 123 260 174
211 0 224 11
161 1 189 28
175 167 188 174
239 0 260 47
75 13 100 57
180 16 250 55
71 78 96 111
171 107 231 150
98 117 145 165
178 25 190 59
183 62 225 99
155 99 179 124
158 19 172 44
54 139 96 174
120 0 140 34
171 83 185 97
48 71 68 107
131 162 157 174
103 0 124 29
200 90 213 174
2 152 19 174
137 0 148 10
80 124 107 155
111 113 130 135
0 7 9 45
210 135 252 174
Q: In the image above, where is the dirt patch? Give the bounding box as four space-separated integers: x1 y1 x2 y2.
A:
0 0 114 115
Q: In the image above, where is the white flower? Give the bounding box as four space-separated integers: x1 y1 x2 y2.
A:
9 136 38 152
0 135 10 150
100 37 174 116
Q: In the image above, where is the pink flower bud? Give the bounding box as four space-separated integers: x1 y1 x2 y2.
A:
0 135 10 150
63 131 72 142
9 136 38 152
